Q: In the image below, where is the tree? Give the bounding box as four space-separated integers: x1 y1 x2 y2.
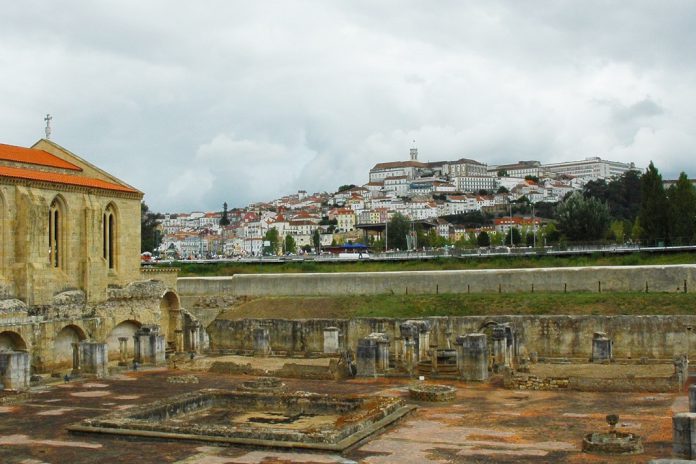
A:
497 186 509 194
387 213 410 250
263 228 280 255
141 202 162 253
477 231 490 247
543 223 560 244
668 172 696 244
524 175 539 184
525 231 535 246
533 201 557 219
337 184 356 193
584 171 642 222
312 229 321 253
555 191 610 242
638 162 669 245
284 234 297 254
504 227 522 246
219 202 230 226
497 169 508 177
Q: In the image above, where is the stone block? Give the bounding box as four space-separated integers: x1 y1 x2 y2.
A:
356 338 377 377
79 342 109 378
323 327 340 354
455 333 489 381
0 351 30 391
252 327 271 356
592 332 613 363
672 412 696 459
689 385 696 413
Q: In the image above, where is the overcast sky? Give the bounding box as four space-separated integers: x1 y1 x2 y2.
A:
2 1 695 212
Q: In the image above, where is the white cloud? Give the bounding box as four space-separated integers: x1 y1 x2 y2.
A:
1 1 695 211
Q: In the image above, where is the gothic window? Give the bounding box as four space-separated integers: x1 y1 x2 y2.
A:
48 197 65 269
103 204 117 269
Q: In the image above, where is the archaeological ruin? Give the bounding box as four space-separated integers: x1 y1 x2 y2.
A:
4 139 696 462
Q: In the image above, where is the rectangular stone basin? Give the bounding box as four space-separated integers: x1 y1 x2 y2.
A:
68 389 415 451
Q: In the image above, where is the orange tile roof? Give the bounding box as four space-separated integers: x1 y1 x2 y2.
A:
0 165 139 193
0 143 81 171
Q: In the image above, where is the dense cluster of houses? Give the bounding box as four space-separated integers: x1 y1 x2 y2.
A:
157 148 637 258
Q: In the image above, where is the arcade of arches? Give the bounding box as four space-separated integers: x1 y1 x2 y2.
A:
0 139 207 390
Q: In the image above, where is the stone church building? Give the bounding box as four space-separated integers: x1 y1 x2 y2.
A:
0 139 203 389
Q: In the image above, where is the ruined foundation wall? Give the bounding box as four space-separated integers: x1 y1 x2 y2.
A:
179 265 696 299
208 315 696 360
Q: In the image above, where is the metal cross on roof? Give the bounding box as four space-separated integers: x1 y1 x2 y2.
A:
44 114 52 139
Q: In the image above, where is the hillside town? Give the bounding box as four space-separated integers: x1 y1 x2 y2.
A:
155 148 640 259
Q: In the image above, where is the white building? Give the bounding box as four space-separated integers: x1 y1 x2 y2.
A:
543 157 639 181
454 175 497 193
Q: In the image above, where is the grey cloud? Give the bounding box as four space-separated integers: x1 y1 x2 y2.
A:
1 1 696 211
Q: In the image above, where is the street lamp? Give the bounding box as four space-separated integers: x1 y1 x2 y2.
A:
509 202 513 247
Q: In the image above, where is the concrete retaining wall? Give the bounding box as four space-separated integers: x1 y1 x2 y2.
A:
178 265 696 301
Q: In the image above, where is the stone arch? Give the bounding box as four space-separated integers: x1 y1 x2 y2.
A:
0 330 27 352
159 290 182 352
48 194 68 269
106 320 141 362
103 202 119 270
53 324 87 369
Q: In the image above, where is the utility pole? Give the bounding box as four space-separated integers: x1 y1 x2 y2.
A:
532 203 536 248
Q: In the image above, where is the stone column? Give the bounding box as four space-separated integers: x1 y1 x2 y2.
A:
401 320 431 362
118 337 128 366
405 339 416 377
174 329 184 353
323 327 340 354
149 333 166 365
673 412 696 459
133 325 166 365
492 326 507 371
591 332 613 363
455 333 489 381
71 342 81 375
189 327 198 353
356 337 377 377
431 348 439 375
0 351 30 391
79 342 109 378
418 326 431 361
253 327 271 356
374 334 390 373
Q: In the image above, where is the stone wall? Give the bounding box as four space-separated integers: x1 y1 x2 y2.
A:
504 371 683 392
0 279 184 373
208 315 696 361
178 265 696 300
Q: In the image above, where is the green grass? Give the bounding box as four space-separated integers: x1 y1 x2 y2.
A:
170 251 696 276
222 292 696 320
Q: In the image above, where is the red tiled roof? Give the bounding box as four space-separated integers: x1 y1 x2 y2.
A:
0 143 82 171
0 165 139 193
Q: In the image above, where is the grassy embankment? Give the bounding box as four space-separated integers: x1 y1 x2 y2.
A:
172 251 695 277
218 293 696 320
172 252 696 319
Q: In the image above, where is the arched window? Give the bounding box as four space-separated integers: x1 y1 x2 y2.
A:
48 197 65 269
103 203 117 269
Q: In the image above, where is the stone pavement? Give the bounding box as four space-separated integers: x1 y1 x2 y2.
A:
0 368 680 463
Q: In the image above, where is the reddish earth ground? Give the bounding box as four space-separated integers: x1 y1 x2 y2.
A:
0 366 682 463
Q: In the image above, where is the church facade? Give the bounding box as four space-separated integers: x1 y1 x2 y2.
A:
0 139 202 388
